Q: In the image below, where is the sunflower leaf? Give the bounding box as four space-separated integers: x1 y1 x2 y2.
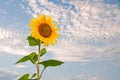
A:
39 59 64 68
31 73 36 79
40 48 47 57
28 52 38 64
27 36 40 46
15 52 37 64
15 56 29 64
18 73 29 80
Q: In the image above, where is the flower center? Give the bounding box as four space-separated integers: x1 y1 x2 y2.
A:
38 23 52 38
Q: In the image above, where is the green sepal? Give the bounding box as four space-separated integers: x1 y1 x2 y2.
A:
40 48 47 57
18 73 29 80
27 36 40 46
39 59 64 68
15 52 38 64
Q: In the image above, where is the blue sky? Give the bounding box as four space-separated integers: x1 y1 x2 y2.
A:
0 0 120 80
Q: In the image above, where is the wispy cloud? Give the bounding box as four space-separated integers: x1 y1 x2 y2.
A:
87 77 98 80
1 0 120 62
0 8 7 15
15 64 28 68
0 24 30 55
69 74 98 80
19 0 120 62
0 67 18 80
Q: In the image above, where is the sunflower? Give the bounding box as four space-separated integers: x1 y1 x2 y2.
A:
29 14 60 46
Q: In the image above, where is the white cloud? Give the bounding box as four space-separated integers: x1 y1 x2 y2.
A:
15 64 28 68
87 77 98 80
2 0 120 62
0 67 18 80
0 25 31 55
24 0 120 39
0 8 7 15
47 42 120 62
70 74 98 80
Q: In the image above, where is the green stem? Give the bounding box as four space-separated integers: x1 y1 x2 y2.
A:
39 68 46 79
36 44 41 80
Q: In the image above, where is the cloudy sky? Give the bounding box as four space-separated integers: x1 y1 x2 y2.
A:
0 0 120 80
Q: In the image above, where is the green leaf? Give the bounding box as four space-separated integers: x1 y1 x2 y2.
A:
15 56 29 64
31 73 36 79
15 52 38 64
28 52 38 64
27 36 40 46
40 48 47 57
32 54 38 64
40 59 64 68
18 73 29 80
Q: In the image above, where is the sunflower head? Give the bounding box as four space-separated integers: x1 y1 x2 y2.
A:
29 14 60 46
